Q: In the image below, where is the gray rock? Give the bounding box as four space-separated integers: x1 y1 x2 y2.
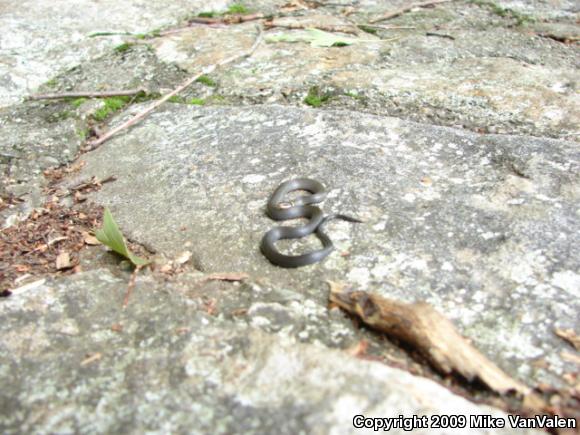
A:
73 104 579 388
152 5 580 138
0 0 229 106
0 270 543 434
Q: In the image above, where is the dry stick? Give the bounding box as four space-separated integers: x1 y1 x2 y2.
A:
86 26 263 151
123 264 142 309
369 0 454 24
28 89 146 101
264 21 361 35
328 282 532 396
360 24 417 30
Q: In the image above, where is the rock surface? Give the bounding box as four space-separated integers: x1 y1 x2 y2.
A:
0 270 542 434
1 0 579 432
0 0 228 107
73 104 579 388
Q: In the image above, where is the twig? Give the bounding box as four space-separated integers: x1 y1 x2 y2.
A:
86 25 263 151
188 13 265 26
328 281 531 396
425 31 455 40
359 24 417 30
264 19 361 35
123 264 142 309
28 89 146 101
369 0 454 24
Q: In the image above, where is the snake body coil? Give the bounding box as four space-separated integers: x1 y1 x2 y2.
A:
260 178 360 268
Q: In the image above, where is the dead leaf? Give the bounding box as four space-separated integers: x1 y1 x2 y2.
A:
174 251 192 265
111 323 123 332
555 328 580 351
83 232 100 245
56 252 72 270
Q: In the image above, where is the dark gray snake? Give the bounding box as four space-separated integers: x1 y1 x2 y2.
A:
260 178 361 268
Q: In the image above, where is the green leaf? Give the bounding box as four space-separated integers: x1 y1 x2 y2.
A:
305 29 355 47
95 208 149 266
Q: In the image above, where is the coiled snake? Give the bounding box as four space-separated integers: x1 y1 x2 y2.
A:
260 178 361 268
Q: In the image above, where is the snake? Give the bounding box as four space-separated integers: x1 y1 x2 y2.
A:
260 178 361 268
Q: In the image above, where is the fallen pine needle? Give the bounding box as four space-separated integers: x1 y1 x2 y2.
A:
81 352 102 366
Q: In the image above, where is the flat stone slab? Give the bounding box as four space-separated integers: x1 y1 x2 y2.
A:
73 104 579 388
152 6 580 139
0 270 543 434
0 0 228 106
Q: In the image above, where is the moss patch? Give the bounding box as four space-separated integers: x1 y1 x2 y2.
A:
227 3 249 14
358 25 378 35
470 1 536 26
304 87 331 108
93 96 131 121
114 43 134 53
70 98 88 108
196 75 217 87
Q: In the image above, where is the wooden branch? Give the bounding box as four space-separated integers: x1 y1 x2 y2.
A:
188 13 265 26
86 25 263 151
264 19 361 35
369 0 454 24
360 24 417 30
328 282 530 396
28 89 146 101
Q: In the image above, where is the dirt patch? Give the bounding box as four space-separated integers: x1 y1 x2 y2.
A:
0 201 104 294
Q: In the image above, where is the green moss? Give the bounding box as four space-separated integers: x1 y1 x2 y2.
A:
304 87 331 108
188 98 205 105
114 43 133 53
196 75 217 87
45 78 58 88
93 96 131 121
207 94 226 104
344 91 363 100
358 25 378 35
470 0 536 26
227 3 249 14
70 98 87 108
198 11 217 18
47 110 72 123
168 96 186 103
77 128 90 140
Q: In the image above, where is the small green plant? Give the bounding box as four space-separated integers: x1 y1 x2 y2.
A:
168 95 186 103
95 208 149 266
358 25 378 35
304 87 331 107
70 97 87 108
344 91 363 100
188 98 205 105
198 11 217 18
196 75 217 87
227 3 249 14
470 0 535 26
77 128 90 140
114 42 133 53
93 96 130 121
45 78 58 88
